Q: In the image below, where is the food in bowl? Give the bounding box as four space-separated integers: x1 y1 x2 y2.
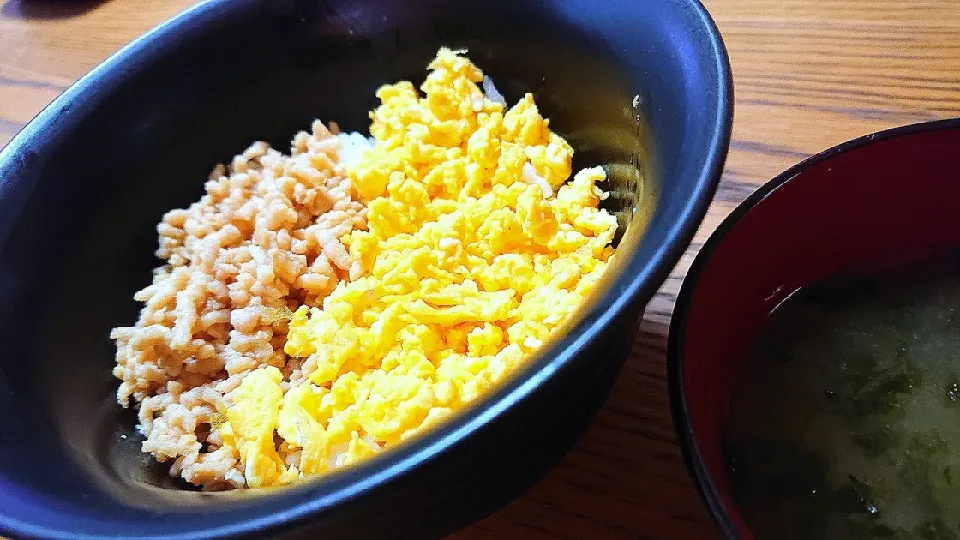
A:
726 252 960 539
110 48 623 490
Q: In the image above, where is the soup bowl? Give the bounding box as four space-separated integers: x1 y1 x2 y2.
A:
0 0 731 538
668 119 960 539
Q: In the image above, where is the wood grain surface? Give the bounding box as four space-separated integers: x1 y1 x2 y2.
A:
1 0 959 538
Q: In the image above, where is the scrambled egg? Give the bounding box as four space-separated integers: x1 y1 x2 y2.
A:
225 48 619 487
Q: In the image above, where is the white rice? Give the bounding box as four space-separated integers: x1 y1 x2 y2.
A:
483 75 507 107
336 131 375 167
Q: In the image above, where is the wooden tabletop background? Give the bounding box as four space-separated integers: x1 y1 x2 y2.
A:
1 0 959 538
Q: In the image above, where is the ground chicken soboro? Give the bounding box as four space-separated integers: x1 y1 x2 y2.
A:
111 122 370 490
223 49 619 488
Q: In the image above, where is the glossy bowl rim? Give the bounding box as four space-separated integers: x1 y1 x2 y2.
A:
666 116 960 540
0 0 733 538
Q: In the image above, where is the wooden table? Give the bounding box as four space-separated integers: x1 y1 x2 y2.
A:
2 0 959 538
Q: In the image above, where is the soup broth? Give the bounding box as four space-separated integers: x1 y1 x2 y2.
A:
727 253 960 540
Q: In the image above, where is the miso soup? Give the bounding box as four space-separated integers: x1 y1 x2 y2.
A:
727 253 960 540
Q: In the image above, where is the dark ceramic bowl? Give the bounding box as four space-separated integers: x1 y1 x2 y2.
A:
0 0 731 538
668 119 960 540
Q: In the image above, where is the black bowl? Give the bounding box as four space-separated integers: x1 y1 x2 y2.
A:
0 0 731 538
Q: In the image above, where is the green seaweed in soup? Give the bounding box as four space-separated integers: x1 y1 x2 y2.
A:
726 254 960 540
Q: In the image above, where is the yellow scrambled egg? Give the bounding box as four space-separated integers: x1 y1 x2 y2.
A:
225 48 619 487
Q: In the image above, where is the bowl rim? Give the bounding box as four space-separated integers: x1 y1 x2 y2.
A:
0 0 733 538
666 116 960 540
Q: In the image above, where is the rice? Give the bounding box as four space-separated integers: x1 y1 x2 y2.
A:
336 131 377 167
482 75 507 106
110 120 371 490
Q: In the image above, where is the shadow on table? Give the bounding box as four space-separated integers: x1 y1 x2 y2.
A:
1 0 108 20
449 321 723 540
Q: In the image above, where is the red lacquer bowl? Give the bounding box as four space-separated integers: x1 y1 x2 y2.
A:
667 118 960 539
